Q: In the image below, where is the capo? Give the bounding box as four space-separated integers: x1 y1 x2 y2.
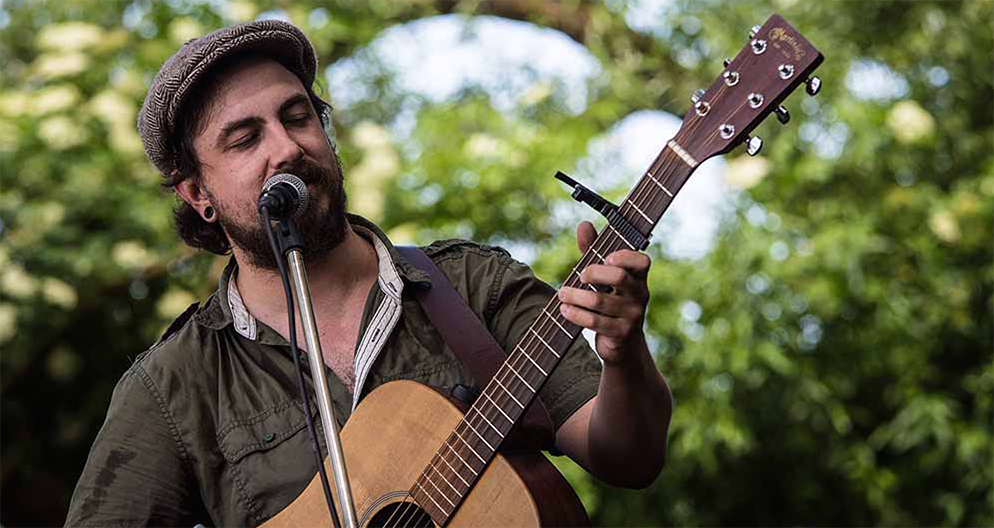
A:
554 171 650 251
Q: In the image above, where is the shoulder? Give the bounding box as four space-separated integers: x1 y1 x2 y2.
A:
105 298 223 450
128 299 218 391
424 239 522 298
423 238 512 263
416 239 551 324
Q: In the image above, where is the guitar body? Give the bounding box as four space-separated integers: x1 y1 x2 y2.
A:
261 381 589 527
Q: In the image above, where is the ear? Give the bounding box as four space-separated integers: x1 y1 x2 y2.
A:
173 173 215 222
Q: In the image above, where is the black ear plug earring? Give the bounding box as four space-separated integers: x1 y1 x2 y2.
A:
204 205 215 220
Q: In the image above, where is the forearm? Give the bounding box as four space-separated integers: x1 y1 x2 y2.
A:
587 340 672 488
554 231 671 487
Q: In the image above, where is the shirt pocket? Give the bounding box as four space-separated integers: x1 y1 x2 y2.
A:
216 399 321 525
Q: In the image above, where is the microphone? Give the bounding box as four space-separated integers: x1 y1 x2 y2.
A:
258 173 309 220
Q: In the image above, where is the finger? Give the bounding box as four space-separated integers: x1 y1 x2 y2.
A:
604 250 651 279
579 265 629 289
576 221 597 254
579 265 646 299
558 286 628 316
559 303 632 338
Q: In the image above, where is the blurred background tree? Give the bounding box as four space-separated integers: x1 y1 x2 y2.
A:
1 0 990 526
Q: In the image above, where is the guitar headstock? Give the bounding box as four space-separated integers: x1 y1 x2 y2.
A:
676 14 824 162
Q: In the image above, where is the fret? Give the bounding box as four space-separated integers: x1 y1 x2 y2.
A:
643 171 664 194
517 344 559 377
606 224 636 250
455 419 497 458
542 310 574 339
529 328 561 358
444 441 478 476
628 200 653 224
428 461 463 496
569 260 591 281
480 389 514 423
493 376 525 409
505 361 536 393
462 418 496 452
590 246 606 262
414 480 451 514
452 429 487 464
435 452 471 487
471 407 504 438
421 471 457 507
644 170 675 197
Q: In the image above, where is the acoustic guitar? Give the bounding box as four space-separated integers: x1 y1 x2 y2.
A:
262 14 823 528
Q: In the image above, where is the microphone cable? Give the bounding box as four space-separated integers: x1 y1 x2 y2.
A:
261 206 342 528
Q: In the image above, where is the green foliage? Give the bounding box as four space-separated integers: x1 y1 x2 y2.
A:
1 0 990 526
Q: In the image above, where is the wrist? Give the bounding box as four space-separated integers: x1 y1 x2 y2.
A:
600 334 653 375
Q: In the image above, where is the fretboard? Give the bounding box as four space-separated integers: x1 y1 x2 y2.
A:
410 134 697 525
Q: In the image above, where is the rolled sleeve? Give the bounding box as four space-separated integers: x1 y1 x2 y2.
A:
486 255 602 431
65 362 197 527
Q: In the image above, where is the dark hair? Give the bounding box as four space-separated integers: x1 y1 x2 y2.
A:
162 52 333 255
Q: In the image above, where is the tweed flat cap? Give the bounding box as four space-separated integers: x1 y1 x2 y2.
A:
138 19 318 177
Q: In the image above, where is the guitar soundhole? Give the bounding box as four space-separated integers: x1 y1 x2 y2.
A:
366 500 434 528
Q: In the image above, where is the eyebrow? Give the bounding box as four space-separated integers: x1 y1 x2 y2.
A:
213 93 312 150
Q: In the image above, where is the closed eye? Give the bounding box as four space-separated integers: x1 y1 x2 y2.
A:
229 132 258 150
285 113 311 126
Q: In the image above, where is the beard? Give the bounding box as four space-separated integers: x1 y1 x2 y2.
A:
211 156 349 272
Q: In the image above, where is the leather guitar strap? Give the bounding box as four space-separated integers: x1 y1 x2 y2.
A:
397 246 556 449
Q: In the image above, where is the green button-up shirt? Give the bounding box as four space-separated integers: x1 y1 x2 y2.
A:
65 216 602 527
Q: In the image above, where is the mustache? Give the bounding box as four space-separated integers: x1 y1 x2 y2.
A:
278 158 333 187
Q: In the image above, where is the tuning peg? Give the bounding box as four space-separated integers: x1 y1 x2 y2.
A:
723 57 731 67
745 136 763 156
805 76 822 96
690 88 706 104
749 25 762 39
774 105 790 124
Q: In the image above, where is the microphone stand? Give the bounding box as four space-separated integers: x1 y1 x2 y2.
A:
274 218 358 528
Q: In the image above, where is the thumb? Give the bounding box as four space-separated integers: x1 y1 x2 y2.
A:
576 221 597 254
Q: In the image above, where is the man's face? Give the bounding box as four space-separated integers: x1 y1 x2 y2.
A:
191 57 347 270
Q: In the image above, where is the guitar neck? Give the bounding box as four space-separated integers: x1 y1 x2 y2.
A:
409 137 697 525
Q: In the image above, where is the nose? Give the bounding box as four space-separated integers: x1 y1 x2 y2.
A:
268 123 304 173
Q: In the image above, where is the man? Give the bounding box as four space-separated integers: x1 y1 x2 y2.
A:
66 19 671 527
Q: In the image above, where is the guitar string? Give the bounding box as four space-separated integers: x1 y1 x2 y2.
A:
438 102 719 478
388 114 704 524
383 98 733 527
384 154 688 527
620 102 748 238
381 236 617 528
623 71 760 230
486 90 756 429
382 150 699 525
385 89 754 525
389 53 787 524
435 77 744 460
452 79 760 524
385 193 669 528
382 225 636 528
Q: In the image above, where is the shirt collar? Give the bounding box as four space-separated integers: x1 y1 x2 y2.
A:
194 213 430 336
227 268 257 339
348 213 429 285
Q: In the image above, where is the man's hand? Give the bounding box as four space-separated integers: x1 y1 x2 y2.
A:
557 220 651 364
553 220 670 488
